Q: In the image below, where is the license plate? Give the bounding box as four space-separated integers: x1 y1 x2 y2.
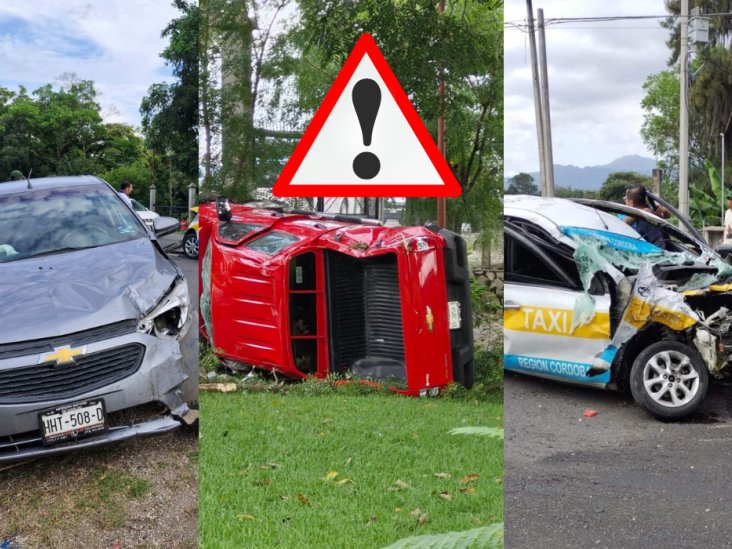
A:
448 301 461 329
39 399 106 445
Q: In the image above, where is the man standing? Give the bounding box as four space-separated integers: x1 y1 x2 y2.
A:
119 181 133 206
723 193 732 244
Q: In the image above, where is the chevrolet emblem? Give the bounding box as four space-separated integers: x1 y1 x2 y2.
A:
39 345 87 366
425 306 434 333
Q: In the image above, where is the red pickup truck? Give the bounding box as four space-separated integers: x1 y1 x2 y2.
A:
198 199 473 395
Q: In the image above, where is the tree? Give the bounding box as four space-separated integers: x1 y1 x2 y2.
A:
597 172 652 203
140 0 198 207
199 0 502 233
690 159 726 226
640 69 680 174
554 187 597 199
505 172 538 195
648 1 732 203
0 79 148 182
200 0 291 200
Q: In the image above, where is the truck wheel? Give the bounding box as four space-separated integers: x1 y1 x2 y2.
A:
183 232 198 259
629 340 708 420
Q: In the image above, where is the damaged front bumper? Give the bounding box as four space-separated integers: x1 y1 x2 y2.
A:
0 322 196 463
0 404 194 463
567 230 732 377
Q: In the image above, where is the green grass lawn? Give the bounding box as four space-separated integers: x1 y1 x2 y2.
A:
199 391 503 548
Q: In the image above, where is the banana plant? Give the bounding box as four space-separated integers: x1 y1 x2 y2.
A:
689 159 725 227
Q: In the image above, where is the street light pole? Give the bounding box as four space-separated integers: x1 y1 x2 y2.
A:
722 132 726 223
679 0 690 222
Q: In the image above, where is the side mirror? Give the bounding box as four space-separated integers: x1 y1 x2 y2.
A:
217 196 232 222
152 216 179 237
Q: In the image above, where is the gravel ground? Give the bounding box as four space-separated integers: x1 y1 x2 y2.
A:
0 242 199 549
1 429 198 549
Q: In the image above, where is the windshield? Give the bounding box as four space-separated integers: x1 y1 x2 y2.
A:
0 185 148 263
245 231 300 255
572 199 711 259
130 198 147 212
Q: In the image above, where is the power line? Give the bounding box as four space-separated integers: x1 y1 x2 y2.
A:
534 26 666 30
505 12 732 30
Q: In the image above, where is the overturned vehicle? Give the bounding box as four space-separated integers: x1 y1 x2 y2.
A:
0 176 197 462
198 199 473 395
505 194 732 419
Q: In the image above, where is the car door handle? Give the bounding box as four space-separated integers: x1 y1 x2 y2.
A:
504 300 521 310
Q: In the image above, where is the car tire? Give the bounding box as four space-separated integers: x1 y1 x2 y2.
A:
182 231 198 259
629 340 708 420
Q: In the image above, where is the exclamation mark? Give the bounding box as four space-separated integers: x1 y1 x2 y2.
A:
352 78 381 179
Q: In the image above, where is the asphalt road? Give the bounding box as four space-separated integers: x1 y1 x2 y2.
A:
504 371 732 548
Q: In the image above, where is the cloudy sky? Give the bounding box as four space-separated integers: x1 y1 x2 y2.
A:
0 0 178 127
505 0 672 175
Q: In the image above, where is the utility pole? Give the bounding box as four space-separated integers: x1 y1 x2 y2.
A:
526 0 547 195
436 0 447 228
652 168 663 196
679 0 689 221
722 132 726 222
537 8 555 197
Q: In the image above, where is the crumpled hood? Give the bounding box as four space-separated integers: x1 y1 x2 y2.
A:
0 238 179 344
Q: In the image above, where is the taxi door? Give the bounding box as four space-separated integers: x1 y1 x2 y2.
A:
503 225 614 385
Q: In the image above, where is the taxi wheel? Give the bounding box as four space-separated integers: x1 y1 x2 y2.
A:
182 232 198 259
629 340 708 420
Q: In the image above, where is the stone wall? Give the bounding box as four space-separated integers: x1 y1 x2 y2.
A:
473 264 504 300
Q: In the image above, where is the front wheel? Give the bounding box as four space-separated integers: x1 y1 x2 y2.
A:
182 232 198 259
629 340 708 420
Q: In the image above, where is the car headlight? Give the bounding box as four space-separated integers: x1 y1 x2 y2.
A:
137 277 190 339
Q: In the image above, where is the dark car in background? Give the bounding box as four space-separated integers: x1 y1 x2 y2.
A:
0 176 197 462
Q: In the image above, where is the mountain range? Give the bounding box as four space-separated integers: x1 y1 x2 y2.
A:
505 155 657 191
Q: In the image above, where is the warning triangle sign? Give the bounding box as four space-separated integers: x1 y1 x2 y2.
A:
273 33 462 197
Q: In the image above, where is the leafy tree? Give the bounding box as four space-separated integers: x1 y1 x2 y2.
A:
648 1 732 207
554 186 597 199
199 0 502 233
140 0 198 207
0 78 150 184
598 172 652 203
505 172 538 195
0 79 108 179
640 69 680 173
200 0 292 200
662 0 732 65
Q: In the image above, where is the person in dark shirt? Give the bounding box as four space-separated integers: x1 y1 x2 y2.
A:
623 184 669 249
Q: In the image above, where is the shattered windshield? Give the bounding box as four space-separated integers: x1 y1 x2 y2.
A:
0 185 147 263
245 231 300 255
565 229 732 292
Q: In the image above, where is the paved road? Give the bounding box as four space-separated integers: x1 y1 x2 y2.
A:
505 371 732 548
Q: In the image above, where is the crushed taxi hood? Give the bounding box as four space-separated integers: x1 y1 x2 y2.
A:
0 238 179 344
